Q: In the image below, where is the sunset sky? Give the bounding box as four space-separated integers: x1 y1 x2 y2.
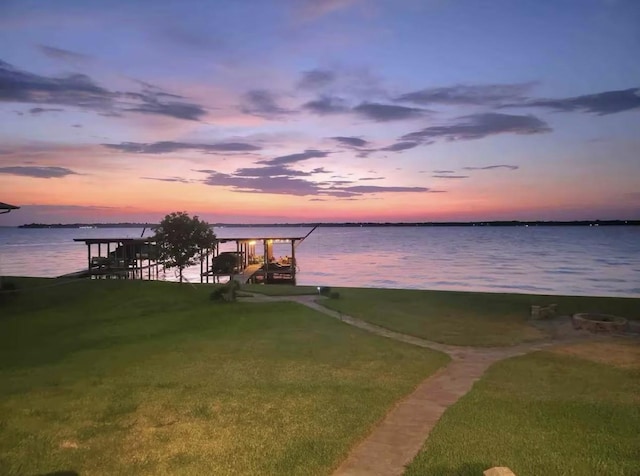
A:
1 0 639 225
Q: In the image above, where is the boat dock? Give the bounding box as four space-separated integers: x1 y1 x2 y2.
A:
201 226 317 284
71 237 161 280
69 226 317 285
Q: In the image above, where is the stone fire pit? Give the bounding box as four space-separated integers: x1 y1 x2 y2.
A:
572 313 628 333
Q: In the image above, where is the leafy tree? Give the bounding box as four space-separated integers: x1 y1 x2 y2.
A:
154 211 216 282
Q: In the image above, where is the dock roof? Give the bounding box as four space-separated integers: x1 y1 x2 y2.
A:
215 225 318 243
74 225 317 245
73 237 155 244
216 235 306 243
0 202 19 211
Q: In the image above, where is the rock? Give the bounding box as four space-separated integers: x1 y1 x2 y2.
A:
531 303 558 320
484 467 516 476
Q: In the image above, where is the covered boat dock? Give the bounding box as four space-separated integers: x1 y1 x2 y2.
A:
202 226 316 284
72 237 161 279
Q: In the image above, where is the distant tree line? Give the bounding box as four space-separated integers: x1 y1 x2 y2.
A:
18 219 639 229
18 223 158 229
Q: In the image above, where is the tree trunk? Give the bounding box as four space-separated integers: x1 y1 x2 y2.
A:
179 268 183 283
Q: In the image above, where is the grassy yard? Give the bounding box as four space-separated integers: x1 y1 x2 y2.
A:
0 278 448 475
405 340 640 476
319 288 640 346
243 283 319 296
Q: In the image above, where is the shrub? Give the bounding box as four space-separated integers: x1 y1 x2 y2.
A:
329 291 340 299
209 287 226 301
1 281 17 292
210 280 240 303
319 286 332 296
0 280 19 306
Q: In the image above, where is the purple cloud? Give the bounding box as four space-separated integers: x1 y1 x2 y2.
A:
258 149 330 166
397 82 535 106
103 141 261 154
402 113 551 143
0 166 79 178
353 103 426 122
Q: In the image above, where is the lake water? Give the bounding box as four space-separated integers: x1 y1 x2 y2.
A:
0 225 639 297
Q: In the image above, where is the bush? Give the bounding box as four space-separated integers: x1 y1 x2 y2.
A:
210 280 240 302
1 281 17 292
329 291 340 299
0 280 19 306
319 286 332 296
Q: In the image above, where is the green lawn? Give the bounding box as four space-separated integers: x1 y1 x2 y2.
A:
0 278 448 475
404 346 640 476
319 288 640 346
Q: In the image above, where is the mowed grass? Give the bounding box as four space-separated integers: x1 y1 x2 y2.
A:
0 278 448 475
405 340 640 476
319 288 640 346
243 283 319 296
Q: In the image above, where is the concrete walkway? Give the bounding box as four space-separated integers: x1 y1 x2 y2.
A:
240 293 591 476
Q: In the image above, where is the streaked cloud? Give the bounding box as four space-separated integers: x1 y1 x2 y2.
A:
302 95 349 114
463 165 519 171
503 87 640 115
29 107 64 114
234 165 313 177
241 89 291 118
0 165 79 178
199 171 325 196
432 174 469 179
331 136 369 147
298 69 336 89
303 97 428 122
0 59 207 121
402 113 551 143
397 82 535 106
380 141 420 152
125 98 206 121
0 59 113 109
353 103 427 122
141 176 193 183
258 149 330 166
196 165 430 197
103 141 261 154
37 44 90 62
337 185 429 193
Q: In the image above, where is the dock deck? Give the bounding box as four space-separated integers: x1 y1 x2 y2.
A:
202 263 263 284
233 264 262 284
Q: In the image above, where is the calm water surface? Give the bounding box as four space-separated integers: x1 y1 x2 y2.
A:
0 226 638 297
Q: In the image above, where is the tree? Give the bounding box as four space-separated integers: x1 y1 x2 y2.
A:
153 212 216 282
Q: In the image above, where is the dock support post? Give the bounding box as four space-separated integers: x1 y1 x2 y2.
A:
206 248 210 283
87 243 91 276
291 240 296 280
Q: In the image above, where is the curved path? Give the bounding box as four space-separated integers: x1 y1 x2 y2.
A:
241 293 593 476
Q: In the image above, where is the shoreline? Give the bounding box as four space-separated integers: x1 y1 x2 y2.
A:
4 275 640 301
